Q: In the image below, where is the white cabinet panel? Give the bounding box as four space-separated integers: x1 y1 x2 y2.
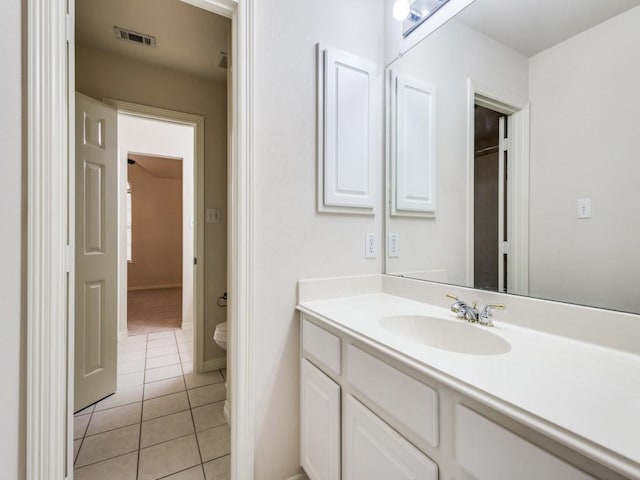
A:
318 45 375 212
347 345 439 448
301 359 341 480
345 395 438 480
455 405 594 480
392 74 437 216
303 318 341 376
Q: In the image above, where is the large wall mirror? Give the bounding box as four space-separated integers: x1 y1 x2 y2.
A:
385 0 640 314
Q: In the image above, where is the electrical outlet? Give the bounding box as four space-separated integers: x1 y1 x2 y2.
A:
365 233 376 258
388 233 399 257
577 198 591 219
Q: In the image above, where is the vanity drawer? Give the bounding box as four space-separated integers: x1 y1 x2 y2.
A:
455 405 594 480
302 316 341 376
347 345 439 448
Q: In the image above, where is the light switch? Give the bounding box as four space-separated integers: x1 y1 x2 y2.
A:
577 198 591 219
207 208 221 224
388 233 399 258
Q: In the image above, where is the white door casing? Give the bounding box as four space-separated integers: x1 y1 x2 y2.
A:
74 93 118 412
466 79 530 295
27 0 254 478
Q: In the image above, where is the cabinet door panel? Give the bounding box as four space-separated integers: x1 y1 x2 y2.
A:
301 359 341 480
345 395 438 480
455 405 594 480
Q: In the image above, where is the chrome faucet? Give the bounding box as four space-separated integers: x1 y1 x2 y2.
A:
446 294 479 322
477 303 505 327
446 294 504 327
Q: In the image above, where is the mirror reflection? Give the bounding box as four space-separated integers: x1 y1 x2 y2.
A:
385 0 640 314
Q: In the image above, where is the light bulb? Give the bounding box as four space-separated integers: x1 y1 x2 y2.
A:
393 0 411 21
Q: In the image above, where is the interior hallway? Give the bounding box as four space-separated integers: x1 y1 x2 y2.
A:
73 328 230 479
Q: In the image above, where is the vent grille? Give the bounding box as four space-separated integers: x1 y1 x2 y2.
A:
114 27 156 48
218 51 228 69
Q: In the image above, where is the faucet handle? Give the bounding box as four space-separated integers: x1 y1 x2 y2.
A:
478 303 505 326
446 294 466 318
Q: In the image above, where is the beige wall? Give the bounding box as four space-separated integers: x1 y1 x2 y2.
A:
76 45 228 362
128 163 183 289
253 0 385 477
0 0 24 477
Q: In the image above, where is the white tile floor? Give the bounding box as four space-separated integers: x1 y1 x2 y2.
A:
73 329 229 480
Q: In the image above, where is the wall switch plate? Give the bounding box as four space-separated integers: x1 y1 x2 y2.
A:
365 233 377 258
207 208 221 223
577 198 591 219
388 233 399 257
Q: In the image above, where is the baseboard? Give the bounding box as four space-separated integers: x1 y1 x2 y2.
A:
118 330 129 341
127 284 182 291
181 321 193 331
203 357 227 372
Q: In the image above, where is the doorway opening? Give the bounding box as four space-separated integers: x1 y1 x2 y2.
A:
119 114 196 337
473 105 508 292
466 80 530 297
72 0 231 477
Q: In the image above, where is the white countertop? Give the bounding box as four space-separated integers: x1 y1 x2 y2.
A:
298 292 640 478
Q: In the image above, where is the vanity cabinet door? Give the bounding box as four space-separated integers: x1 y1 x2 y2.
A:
301 359 341 480
344 395 438 480
455 405 594 480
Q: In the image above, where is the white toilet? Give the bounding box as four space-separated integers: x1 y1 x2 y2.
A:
213 321 230 424
213 321 227 350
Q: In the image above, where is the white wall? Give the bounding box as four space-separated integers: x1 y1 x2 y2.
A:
0 0 24 477
252 0 385 477
528 6 640 313
385 18 529 285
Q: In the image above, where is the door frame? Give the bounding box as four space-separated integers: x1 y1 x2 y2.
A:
106 99 205 370
466 78 530 296
26 0 255 479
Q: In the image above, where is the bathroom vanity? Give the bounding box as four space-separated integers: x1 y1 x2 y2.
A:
296 275 640 480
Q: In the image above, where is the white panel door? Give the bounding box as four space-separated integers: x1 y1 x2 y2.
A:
394 74 437 215
74 93 118 412
344 395 438 480
301 359 341 480
323 47 375 209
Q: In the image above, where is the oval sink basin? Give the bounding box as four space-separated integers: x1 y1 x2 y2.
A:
381 315 511 355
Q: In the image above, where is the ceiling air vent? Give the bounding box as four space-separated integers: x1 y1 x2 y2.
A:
218 51 228 69
114 26 157 48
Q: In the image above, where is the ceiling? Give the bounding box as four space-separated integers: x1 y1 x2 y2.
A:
76 0 230 82
129 154 183 179
457 0 640 57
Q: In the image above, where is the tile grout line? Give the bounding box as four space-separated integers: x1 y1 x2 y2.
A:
179 329 207 473
73 405 94 468
73 448 140 472
136 333 149 480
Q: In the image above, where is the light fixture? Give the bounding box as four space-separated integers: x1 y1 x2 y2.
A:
393 0 411 21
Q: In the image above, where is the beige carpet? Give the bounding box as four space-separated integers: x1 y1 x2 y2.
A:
127 287 182 335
